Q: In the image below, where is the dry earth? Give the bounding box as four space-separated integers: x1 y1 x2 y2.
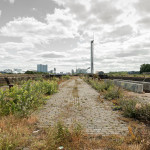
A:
124 91 150 104
36 77 128 136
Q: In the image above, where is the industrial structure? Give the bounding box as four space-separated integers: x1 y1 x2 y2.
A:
54 68 56 74
37 64 48 73
91 40 94 74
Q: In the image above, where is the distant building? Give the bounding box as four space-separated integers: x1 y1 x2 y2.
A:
37 64 48 73
76 68 87 74
49 70 53 74
96 71 104 75
3 69 13 74
128 71 140 74
66 72 71 75
72 69 75 75
13 69 22 74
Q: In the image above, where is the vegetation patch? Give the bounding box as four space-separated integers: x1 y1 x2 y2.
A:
72 79 79 98
0 79 58 116
0 115 37 150
84 77 150 123
119 99 150 122
62 75 70 80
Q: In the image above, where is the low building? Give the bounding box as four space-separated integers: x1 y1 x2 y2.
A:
76 68 87 74
13 69 22 74
3 69 13 73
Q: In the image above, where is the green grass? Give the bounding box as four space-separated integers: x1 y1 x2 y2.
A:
85 78 114 92
62 75 70 80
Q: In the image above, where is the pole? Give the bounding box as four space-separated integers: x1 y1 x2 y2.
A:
91 40 94 74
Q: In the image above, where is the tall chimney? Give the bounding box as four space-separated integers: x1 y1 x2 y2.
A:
91 40 94 74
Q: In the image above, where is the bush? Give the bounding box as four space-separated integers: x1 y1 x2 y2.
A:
119 99 137 118
119 99 150 122
62 75 70 80
45 122 83 150
0 80 58 116
104 87 123 100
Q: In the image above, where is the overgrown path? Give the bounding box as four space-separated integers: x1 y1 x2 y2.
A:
36 77 128 135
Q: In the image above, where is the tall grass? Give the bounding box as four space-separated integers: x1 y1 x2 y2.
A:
85 78 122 100
119 99 150 122
85 78 114 92
45 122 86 150
0 79 58 116
62 75 70 80
0 115 37 150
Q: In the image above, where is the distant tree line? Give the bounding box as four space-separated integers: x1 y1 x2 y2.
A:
140 64 150 73
25 71 49 74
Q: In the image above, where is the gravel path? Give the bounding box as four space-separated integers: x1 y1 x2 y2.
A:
36 77 128 136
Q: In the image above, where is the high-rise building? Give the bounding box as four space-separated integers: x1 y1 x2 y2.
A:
72 69 75 75
37 64 48 73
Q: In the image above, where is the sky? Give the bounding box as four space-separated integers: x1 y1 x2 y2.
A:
0 0 150 73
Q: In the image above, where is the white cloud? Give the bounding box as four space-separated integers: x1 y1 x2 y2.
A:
0 10 2 17
9 0 15 4
39 51 68 58
1 0 150 72
0 9 80 45
135 0 150 14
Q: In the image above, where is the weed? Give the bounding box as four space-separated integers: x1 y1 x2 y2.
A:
104 87 123 100
117 98 150 122
45 122 85 150
0 115 37 150
62 75 70 80
85 78 114 93
0 80 58 116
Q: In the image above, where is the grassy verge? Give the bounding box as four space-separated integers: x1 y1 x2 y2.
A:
84 77 150 149
85 77 123 100
0 115 37 149
0 79 59 149
1 116 150 150
84 77 150 123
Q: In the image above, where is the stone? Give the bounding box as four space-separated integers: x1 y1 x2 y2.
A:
113 80 143 93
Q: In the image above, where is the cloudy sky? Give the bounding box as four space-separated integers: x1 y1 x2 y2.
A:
0 0 150 73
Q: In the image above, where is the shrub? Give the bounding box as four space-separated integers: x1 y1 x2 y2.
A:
0 80 58 116
62 75 70 80
119 99 137 118
119 99 150 122
45 122 84 150
104 87 123 100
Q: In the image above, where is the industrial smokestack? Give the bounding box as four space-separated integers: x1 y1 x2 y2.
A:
91 40 94 74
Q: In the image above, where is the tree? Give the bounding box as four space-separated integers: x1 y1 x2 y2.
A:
140 64 150 73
